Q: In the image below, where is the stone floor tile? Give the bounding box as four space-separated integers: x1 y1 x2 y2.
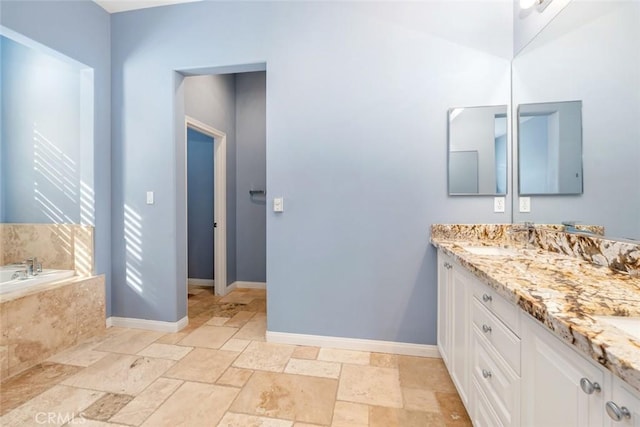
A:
109 377 182 426
94 330 164 355
0 362 83 415
61 353 174 395
402 387 440 412
230 371 337 425
217 367 254 388
224 311 256 328
337 364 402 408
140 381 238 427
291 346 319 360
233 341 295 372
154 332 188 345
163 348 237 383
317 348 370 365
369 405 447 427
207 317 231 326
232 317 267 341
0 385 104 426
435 392 472 426
76 420 131 427
137 343 193 360
46 341 109 367
284 358 341 379
332 401 368 427
397 356 457 392
178 326 237 349
217 412 293 427
82 393 133 421
220 338 251 352
370 352 398 368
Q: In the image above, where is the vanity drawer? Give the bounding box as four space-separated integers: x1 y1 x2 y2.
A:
472 377 504 427
472 298 521 374
472 328 520 427
471 280 520 336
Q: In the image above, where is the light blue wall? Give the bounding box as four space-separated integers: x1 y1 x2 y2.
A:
187 127 214 280
1 36 83 224
111 1 512 342
0 0 112 313
236 71 266 283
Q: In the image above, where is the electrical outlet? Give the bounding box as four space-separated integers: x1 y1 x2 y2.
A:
519 197 531 213
494 197 505 213
146 191 154 205
273 197 284 213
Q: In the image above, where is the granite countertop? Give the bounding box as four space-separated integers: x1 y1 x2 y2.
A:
431 237 640 393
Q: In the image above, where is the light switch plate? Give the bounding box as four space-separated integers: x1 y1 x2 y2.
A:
146 191 154 205
519 197 531 213
494 197 505 213
273 197 284 213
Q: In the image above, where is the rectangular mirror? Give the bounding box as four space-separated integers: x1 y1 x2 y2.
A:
448 105 508 195
511 1 639 240
518 100 583 195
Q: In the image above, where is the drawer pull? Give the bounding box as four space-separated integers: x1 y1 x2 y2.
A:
606 401 631 422
482 369 492 379
482 294 493 303
482 324 492 334
579 377 601 395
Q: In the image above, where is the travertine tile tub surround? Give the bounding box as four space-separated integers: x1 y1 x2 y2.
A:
431 223 640 393
0 223 95 276
0 275 106 381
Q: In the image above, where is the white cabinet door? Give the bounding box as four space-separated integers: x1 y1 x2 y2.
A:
437 251 470 406
451 266 470 405
437 252 452 366
606 376 640 427
521 314 605 427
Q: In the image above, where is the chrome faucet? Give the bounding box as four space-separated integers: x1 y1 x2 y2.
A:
509 222 536 247
24 257 42 276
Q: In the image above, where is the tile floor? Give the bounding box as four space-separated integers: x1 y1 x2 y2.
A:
0 287 471 427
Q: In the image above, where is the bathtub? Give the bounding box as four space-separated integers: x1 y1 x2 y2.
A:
0 266 75 295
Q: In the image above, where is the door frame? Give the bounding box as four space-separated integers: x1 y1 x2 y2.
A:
185 116 227 296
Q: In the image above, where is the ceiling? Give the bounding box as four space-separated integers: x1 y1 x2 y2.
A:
93 0 201 14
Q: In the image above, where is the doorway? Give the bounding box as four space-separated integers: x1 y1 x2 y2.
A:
186 127 214 287
185 116 227 296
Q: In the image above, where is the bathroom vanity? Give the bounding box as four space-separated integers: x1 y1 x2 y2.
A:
431 224 640 427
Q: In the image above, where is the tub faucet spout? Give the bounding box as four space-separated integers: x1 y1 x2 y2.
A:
25 257 39 276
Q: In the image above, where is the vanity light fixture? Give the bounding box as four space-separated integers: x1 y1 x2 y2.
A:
520 0 553 12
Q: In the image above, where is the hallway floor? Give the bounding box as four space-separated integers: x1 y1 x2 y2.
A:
0 288 471 426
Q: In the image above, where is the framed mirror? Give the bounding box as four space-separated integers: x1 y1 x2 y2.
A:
518 100 583 195
448 105 508 196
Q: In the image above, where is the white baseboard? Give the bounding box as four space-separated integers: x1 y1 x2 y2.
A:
106 315 189 333
232 281 266 290
266 331 441 358
188 278 214 287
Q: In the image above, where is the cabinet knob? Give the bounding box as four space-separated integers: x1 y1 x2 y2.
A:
482 369 492 379
482 294 492 302
579 377 601 395
482 324 492 334
606 401 631 422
